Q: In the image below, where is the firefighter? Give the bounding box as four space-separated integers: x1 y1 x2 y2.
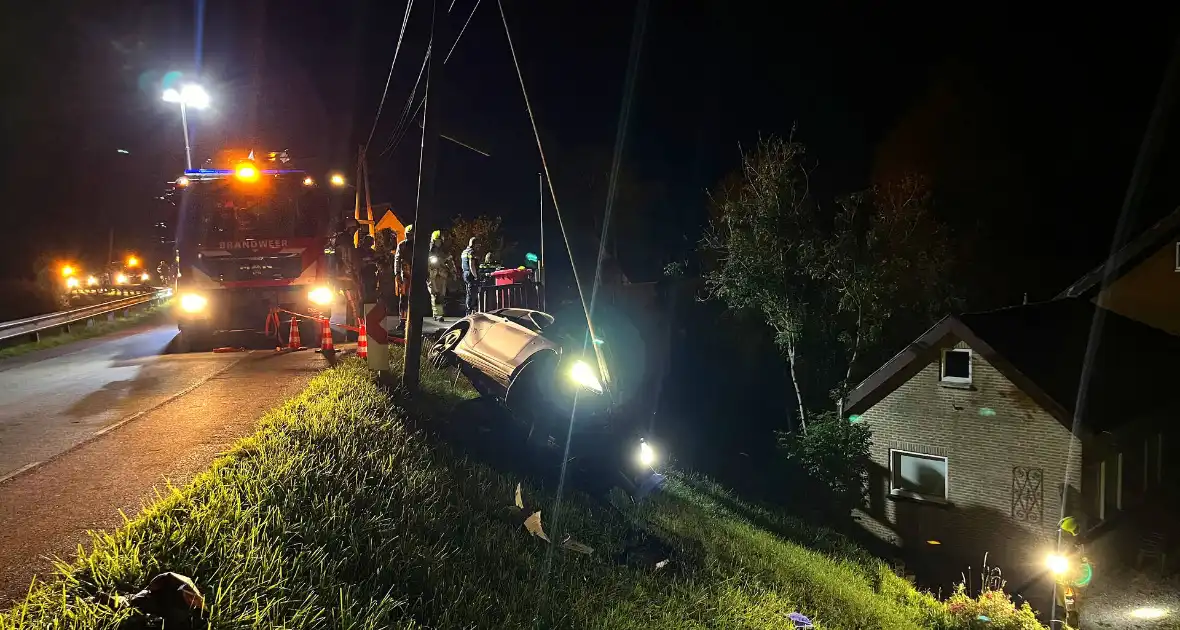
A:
393 224 414 328
427 230 456 321
462 237 479 315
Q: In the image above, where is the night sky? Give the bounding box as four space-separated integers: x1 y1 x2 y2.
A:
4 1 1180 307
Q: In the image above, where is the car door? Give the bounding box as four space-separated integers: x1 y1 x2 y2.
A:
471 312 539 382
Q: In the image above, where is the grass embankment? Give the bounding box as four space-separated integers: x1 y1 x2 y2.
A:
0 299 172 361
0 349 1042 629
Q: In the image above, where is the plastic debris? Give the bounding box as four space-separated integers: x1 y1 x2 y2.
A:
654 559 671 570
789 612 814 628
560 534 594 555
523 510 550 542
515 483 524 509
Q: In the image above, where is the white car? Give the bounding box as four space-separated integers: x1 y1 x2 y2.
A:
428 308 568 396
429 307 664 499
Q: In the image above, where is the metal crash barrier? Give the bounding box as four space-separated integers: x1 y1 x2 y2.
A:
0 288 172 345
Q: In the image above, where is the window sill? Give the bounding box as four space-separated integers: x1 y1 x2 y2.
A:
938 380 974 390
889 491 952 507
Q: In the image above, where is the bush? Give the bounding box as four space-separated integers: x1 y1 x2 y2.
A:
777 411 871 517
945 584 1044 629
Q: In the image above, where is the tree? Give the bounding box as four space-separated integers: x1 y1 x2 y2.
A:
823 175 956 397
700 134 956 431
700 134 825 432
446 215 512 265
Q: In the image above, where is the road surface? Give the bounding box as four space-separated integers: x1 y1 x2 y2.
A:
0 321 326 606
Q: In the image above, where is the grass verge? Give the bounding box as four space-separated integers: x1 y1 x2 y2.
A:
0 300 172 361
0 348 1044 629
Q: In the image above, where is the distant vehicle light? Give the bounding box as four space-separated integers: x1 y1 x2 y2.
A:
61 265 75 277
176 175 191 187
65 277 79 289
302 176 315 187
329 173 346 187
180 293 207 313
141 272 150 282
115 273 128 285
569 360 603 393
308 286 333 306
235 164 259 182
86 276 98 287
127 256 139 267
638 440 656 467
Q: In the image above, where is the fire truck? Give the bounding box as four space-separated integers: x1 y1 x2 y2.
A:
172 149 344 350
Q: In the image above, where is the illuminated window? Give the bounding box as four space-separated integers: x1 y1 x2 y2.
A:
890 450 948 502
940 348 971 384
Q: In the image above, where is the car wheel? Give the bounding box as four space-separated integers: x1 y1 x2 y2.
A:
429 324 467 368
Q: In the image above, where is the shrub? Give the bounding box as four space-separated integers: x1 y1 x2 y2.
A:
777 410 871 517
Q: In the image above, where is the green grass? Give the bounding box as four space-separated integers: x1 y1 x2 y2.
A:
0 349 1044 629
0 300 172 361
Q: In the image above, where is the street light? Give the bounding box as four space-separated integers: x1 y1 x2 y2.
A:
303 176 315 187
329 173 346 187
127 256 139 268
176 175 191 187
162 83 210 170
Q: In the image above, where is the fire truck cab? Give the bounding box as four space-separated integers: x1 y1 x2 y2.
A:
173 149 341 350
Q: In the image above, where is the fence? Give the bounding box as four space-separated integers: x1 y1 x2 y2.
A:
478 281 542 312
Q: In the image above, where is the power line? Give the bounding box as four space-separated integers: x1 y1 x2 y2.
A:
444 0 481 64
380 43 430 156
495 0 604 368
363 0 416 151
380 1 480 158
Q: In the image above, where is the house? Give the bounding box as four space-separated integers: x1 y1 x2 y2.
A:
1058 205 1180 335
844 297 1180 599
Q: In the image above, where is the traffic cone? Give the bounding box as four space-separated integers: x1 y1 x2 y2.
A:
288 316 301 349
320 318 334 353
357 321 368 359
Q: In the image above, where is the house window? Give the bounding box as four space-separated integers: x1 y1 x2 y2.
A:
890 450 949 502
940 348 972 384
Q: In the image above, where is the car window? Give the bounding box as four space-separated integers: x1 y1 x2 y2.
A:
529 312 555 331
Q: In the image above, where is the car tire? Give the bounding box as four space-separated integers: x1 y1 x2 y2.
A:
428 323 467 368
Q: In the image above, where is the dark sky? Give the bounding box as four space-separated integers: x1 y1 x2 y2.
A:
4 1 1180 306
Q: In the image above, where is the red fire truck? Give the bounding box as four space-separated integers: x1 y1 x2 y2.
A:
173 150 344 350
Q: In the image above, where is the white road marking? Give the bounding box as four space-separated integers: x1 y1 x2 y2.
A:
0 462 41 485
0 351 252 486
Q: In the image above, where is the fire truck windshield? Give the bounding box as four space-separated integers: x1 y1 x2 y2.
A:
186 179 328 246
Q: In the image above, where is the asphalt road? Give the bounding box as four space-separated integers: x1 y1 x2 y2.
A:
0 322 326 606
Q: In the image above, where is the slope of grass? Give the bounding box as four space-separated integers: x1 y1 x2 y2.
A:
0 351 1042 629
0 300 171 361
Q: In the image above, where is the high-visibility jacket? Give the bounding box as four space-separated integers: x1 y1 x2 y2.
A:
461 246 476 277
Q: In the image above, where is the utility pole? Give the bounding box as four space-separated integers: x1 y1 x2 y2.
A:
402 0 446 392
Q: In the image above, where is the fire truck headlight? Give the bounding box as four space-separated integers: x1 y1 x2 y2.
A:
141 272 150 282
180 293 207 313
308 286 333 306
86 276 98 287
65 277 79 289
115 273 128 285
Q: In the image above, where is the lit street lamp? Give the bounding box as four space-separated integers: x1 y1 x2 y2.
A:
162 84 210 170
329 173 346 187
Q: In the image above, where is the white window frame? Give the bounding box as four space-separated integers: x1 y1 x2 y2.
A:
889 449 949 503
940 348 972 385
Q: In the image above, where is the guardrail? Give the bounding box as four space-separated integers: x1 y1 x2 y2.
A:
0 288 172 344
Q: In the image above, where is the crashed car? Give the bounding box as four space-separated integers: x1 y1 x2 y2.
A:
428 307 664 499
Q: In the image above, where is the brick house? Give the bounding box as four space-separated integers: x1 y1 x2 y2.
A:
843 297 1179 600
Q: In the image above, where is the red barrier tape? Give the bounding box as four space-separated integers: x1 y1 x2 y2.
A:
270 307 363 333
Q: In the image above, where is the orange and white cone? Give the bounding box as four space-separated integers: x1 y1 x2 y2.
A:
357 321 368 359
320 318 334 353
288 316 301 350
